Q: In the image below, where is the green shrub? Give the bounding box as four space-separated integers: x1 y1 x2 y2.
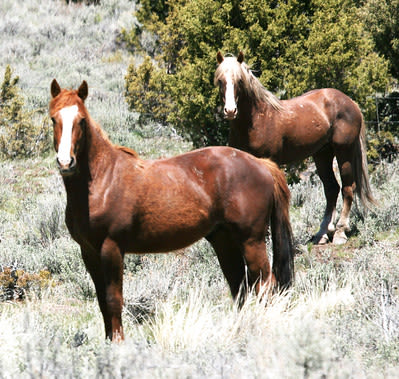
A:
125 56 174 126
367 130 399 166
0 65 50 159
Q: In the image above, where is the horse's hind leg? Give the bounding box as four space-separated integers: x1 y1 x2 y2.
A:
206 226 246 306
241 238 274 295
313 147 340 244
334 147 356 244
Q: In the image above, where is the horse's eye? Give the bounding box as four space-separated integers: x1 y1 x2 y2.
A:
51 117 56 125
79 118 87 128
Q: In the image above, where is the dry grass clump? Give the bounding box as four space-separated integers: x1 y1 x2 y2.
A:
0 265 54 301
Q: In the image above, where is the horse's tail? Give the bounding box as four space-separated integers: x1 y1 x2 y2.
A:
353 117 376 209
261 159 294 289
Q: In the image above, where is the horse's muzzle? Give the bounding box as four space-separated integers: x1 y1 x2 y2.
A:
224 107 237 120
57 156 77 176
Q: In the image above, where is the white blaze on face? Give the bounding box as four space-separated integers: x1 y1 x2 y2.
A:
224 75 237 114
57 105 78 165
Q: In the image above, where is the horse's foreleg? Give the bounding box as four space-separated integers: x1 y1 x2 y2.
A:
97 238 125 341
313 150 340 244
81 248 113 339
206 226 246 306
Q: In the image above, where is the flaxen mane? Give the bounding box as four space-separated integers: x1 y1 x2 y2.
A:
214 57 284 111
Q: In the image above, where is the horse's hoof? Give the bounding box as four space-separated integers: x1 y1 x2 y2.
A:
311 233 329 245
318 234 330 245
332 230 348 245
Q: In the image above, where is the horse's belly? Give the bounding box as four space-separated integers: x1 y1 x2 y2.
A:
278 127 330 163
127 223 212 253
125 207 214 253
279 143 325 163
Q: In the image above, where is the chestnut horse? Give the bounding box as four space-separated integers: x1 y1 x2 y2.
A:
215 52 375 245
49 79 294 341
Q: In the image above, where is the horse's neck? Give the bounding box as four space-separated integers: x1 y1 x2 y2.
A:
229 100 254 150
230 97 277 153
63 119 114 192
236 97 263 128
85 119 115 177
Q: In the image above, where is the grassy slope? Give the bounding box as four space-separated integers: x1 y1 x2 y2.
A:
2 0 399 377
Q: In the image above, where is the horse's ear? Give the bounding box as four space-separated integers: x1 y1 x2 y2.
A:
51 79 61 98
216 51 224 64
77 80 88 101
237 51 244 63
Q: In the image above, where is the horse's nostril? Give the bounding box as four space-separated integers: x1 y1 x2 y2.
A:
225 108 236 114
56 156 76 174
224 107 237 119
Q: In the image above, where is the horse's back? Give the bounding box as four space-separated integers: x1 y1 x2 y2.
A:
160 146 275 197
280 88 362 148
290 88 362 118
153 146 276 224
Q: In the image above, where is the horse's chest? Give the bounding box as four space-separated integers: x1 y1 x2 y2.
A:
65 203 105 250
65 210 88 243
246 119 282 158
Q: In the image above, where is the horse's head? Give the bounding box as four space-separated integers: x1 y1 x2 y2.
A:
49 79 88 176
215 51 245 120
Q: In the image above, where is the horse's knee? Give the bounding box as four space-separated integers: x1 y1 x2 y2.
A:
106 291 123 314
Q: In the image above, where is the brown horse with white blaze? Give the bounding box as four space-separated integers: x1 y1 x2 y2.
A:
215 52 375 245
49 79 294 341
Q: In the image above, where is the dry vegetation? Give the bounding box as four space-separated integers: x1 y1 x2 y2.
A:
1 0 399 377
